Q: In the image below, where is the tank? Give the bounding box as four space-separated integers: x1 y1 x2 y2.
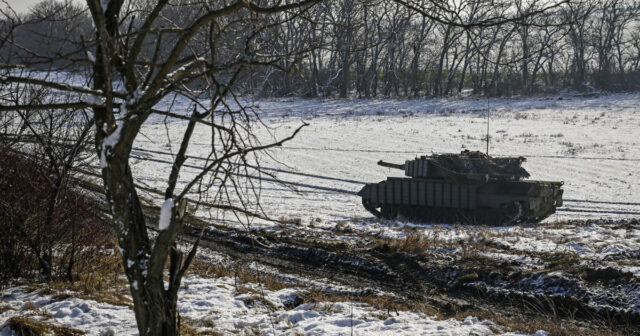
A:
358 150 563 225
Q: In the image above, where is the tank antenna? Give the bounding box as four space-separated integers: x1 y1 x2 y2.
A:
486 96 490 155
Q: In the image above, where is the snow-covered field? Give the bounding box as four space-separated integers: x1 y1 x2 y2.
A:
3 93 639 335
128 93 640 319
128 93 640 259
134 92 640 224
0 274 545 335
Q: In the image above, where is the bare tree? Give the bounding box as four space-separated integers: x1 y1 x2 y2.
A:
2 0 318 334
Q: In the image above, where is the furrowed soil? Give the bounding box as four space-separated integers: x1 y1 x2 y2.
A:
177 217 640 336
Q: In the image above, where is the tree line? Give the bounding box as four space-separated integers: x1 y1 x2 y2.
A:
4 0 640 98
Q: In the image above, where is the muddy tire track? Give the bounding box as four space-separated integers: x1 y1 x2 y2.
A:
180 223 640 334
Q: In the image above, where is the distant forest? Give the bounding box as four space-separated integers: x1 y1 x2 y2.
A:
4 0 640 97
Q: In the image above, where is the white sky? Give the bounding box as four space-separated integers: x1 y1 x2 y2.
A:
4 0 84 14
4 0 43 14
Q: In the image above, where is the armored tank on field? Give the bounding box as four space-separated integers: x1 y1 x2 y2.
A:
358 150 563 225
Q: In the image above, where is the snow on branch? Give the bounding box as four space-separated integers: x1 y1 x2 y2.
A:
101 0 111 13
99 120 123 168
158 199 174 230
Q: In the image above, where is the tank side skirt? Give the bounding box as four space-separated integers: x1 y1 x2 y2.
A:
436 183 443 207
411 181 418 206
402 180 410 204
443 184 451 207
452 184 460 208
359 177 559 225
431 182 436 206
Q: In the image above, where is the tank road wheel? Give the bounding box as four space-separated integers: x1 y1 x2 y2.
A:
446 209 459 224
472 209 486 225
441 209 453 224
423 207 433 223
432 208 446 224
398 205 420 222
396 205 409 221
409 207 432 224
452 209 467 225
381 204 398 220
502 201 523 225
473 209 500 225
361 199 383 219
459 209 473 225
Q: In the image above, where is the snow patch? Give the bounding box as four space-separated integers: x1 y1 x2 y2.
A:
1 275 549 335
158 199 174 230
86 51 96 63
81 94 104 105
101 0 110 12
99 120 123 168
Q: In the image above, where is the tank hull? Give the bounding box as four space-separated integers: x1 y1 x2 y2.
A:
359 177 563 225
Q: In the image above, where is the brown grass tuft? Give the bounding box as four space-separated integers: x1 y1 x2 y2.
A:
279 217 302 226
0 304 16 313
189 259 294 292
26 253 131 307
451 308 624 336
20 301 38 311
179 316 222 336
241 294 278 311
4 316 85 336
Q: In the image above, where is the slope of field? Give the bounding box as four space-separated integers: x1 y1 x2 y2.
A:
134 92 640 224
0 274 543 336
128 93 640 305
3 93 639 335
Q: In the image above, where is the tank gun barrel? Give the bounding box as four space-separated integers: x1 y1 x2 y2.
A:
377 160 405 170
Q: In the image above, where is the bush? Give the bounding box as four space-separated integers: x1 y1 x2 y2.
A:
0 146 113 287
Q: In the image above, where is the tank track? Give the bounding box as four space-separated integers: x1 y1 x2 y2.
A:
362 199 542 225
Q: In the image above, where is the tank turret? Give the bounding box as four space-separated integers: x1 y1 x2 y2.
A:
359 150 563 225
379 150 529 183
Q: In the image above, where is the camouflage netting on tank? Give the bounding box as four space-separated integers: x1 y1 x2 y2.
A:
429 150 530 180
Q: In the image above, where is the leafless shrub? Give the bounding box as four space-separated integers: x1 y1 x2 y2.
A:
0 146 113 287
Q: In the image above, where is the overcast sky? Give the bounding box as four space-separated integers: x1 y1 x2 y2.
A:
4 0 84 14
4 0 42 13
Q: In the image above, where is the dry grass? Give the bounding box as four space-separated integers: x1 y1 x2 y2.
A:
179 316 222 336
25 253 131 308
4 316 85 336
334 221 354 234
541 251 581 271
365 229 629 335
375 227 496 256
299 287 437 317
451 308 624 336
7 227 623 336
292 266 626 336
0 303 16 313
278 216 302 226
236 285 261 295
20 301 38 311
388 231 431 252
189 259 294 292
240 294 278 311
373 231 443 253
